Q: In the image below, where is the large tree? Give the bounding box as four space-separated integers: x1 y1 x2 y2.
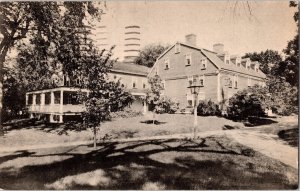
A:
272 1 299 87
243 50 282 75
134 44 169 68
0 1 102 133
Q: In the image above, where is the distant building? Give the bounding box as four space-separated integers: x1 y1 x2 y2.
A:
148 34 267 109
123 25 141 64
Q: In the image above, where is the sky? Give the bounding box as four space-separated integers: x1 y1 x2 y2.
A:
90 1 298 60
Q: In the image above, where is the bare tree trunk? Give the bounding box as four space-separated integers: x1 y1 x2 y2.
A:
0 42 10 136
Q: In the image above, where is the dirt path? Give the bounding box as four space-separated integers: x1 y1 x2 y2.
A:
226 130 298 169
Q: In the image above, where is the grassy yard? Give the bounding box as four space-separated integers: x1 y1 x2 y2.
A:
0 135 297 190
0 114 244 148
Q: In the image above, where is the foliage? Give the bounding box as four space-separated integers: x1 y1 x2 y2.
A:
227 88 265 119
196 100 221 116
155 96 179 114
266 78 298 115
243 50 282 75
134 44 169 68
110 108 143 119
2 67 27 121
0 1 103 130
146 75 164 114
76 46 134 147
272 2 299 87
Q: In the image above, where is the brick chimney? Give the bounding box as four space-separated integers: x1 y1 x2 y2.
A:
213 43 224 55
185 34 197 46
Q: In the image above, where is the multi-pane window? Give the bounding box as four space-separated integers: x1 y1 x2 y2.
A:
36 94 41 105
185 54 192 66
45 93 51 105
28 94 33 105
165 58 170 70
54 91 61 104
201 58 207 69
132 77 137 89
199 75 205 86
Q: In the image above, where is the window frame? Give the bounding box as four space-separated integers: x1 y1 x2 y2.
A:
164 58 170 70
185 53 192 66
201 58 207 69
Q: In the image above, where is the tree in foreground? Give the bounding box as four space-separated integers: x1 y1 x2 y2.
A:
78 48 134 148
0 1 103 134
134 44 169 68
146 75 179 123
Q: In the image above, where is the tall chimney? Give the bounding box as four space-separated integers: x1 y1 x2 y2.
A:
185 34 197 46
213 43 224 54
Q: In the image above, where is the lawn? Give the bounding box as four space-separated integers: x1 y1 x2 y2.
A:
0 135 297 190
0 114 244 148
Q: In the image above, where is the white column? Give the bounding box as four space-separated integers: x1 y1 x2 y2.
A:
25 94 29 105
143 99 147 114
33 94 36 105
217 72 221 102
50 91 54 105
59 115 63 123
41 93 45 106
60 90 63 114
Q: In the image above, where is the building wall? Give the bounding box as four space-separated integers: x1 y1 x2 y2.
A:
149 44 266 108
151 44 218 78
108 72 148 90
219 71 266 101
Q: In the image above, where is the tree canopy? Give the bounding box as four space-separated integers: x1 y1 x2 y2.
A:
243 50 282 75
134 44 169 68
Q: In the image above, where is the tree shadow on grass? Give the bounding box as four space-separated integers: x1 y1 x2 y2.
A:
0 137 296 190
278 128 298 147
244 117 278 127
140 120 167 125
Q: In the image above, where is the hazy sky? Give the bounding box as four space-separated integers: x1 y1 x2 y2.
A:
91 1 297 60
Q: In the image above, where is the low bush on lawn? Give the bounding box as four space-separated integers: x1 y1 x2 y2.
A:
196 100 221 116
110 109 143 119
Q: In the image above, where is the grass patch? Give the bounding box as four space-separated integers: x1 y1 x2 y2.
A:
0 135 297 190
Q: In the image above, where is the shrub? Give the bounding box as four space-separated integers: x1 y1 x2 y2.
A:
196 100 221 116
110 108 143 119
227 89 265 120
155 96 180 114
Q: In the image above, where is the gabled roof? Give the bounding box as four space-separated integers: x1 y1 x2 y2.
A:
150 42 266 79
111 62 150 77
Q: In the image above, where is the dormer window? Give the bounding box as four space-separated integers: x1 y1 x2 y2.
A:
175 43 180 54
236 57 241 66
185 53 192 66
225 54 230 64
201 58 207 69
164 58 170 70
